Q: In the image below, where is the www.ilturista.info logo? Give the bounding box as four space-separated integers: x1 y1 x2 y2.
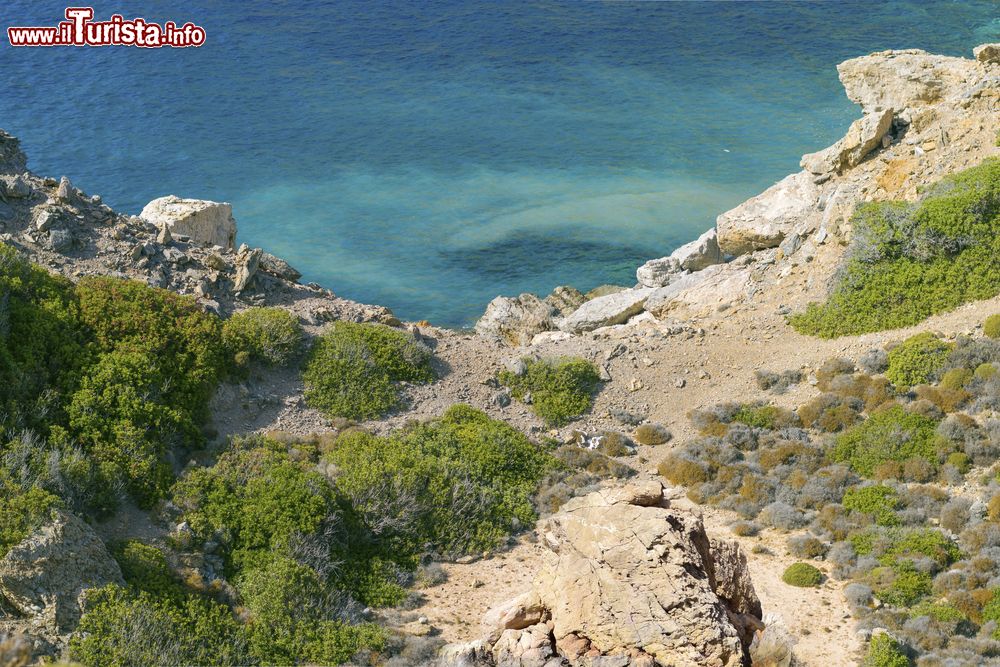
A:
7 7 205 48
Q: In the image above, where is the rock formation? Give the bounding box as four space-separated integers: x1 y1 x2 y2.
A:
140 195 238 249
441 481 763 666
0 512 124 632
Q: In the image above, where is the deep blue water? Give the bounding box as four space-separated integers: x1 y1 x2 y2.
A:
1 2 997 326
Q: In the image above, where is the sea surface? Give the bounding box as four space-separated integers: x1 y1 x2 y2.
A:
1 1 997 326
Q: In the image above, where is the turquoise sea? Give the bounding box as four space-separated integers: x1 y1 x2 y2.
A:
1 1 997 325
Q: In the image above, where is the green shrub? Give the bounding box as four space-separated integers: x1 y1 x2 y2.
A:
499 357 601 427
782 562 823 587
863 633 910 667
832 405 938 477
0 486 60 558
70 585 251 667
908 601 966 623
791 159 1000 337
238 556 385 665
222 307 304 367
731 404 798 430
303 322 434 420
985 314 1000 339
875 559 932 607
171 441 338 576
327 405 554 556
113 541 181 601
843 485 901 526
885 334 952 388
982 589 1000 638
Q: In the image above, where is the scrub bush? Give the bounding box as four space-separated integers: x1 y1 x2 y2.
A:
985 314 1000 339
303 322 434 420
499 357 601 426
791 159 1000 337
885 333 952 389
633 423 672 446
782 562 823 587
843 485 902 527
863 633 910 667
325 405 554 557
832 405 939 477
222 307 304 367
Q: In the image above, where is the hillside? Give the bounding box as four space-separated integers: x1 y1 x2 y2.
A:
0 44 998 667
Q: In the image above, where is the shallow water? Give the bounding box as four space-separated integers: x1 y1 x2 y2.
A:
2 1 996 325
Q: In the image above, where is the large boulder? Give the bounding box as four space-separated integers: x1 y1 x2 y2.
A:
0 511 124 631
837 49 979 114
974 43 1000 64
557 288 654 334
140 195 237 249
800 108 894 175
715 171 820 256
636 229 722 288
471 481 762 666
476 294 557 347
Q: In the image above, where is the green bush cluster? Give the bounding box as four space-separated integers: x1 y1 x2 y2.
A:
985 314 1000 339
0 247 231 518
303 321 434 420
863 633 910 667
326 404 554 556
499 357 601 427
885 333 952 389
831 405 938 477
782 562 823 587
222 307 304 368
791 159 1000 337
842 485 901 527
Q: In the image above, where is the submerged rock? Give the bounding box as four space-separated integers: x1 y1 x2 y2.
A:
140 195 237 249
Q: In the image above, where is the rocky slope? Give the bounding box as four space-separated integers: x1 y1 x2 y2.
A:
0 44 997 667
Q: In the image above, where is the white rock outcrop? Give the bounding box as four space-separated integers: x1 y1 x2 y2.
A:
800 108 894 174
140 195 237 249
557 288 654 334
636 229 722 288
715 171 820 256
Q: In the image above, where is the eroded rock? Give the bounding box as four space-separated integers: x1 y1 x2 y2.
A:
557 288 654 334
470 482 762 667
0 511 123 631
140 195 237 249
476 294 557 346
715 171 819 256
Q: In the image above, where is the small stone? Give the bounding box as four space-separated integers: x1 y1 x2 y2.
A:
673 378 686 388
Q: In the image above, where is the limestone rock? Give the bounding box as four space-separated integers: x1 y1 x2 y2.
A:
233 245 263 293
716 171 819 256
544 286 585 317
55 177 75 204
140 196 237 249
482 482 761 666
476 294 557 346
636 256 681 289
4 175 32 199
557 288 654 334
974 43 1000 64
673 228 723 271
482 592 550 641
837 49 978 114
436 640 494 666
800 108 894 174
259 252 302 282
0 511 123 631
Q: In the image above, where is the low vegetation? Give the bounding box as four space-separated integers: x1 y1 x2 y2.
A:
791 159 1000 337
499 356 602 426
222 306 304 368
660 329 1000 664
303 321 435 420
782 562 823 587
